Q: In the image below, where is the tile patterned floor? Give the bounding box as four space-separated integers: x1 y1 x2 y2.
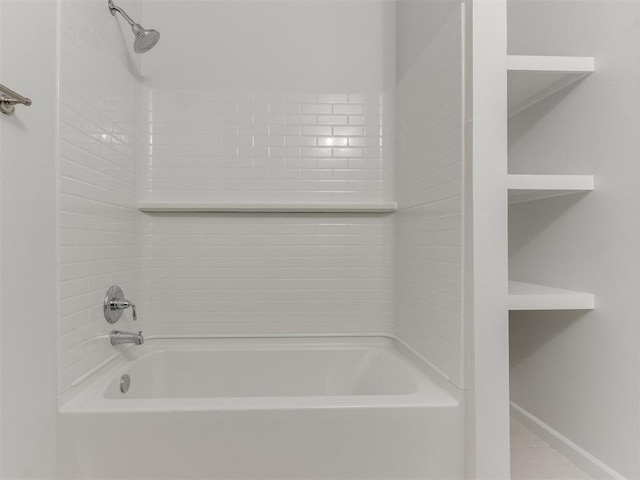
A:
511 419 593 480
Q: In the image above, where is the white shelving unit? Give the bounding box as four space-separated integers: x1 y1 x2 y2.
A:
508 174 594 204
137 202 398 213
507 56 596 312
508 281 595 311
507 55 595 116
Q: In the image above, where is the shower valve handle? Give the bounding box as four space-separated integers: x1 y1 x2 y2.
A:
104 286 137 324
113 300 137 321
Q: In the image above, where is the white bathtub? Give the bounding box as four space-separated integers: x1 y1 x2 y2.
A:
59 336 464 479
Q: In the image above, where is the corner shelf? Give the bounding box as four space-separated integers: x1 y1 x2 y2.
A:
507 55 595 117
508 174 594 204
137 202 398 213
508 281 595 311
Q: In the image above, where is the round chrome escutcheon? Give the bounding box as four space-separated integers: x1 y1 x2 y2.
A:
104 286 125 324
120 374 131 394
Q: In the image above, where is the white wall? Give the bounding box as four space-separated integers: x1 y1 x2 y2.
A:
508 1 640 477
58 1 141 394
396 0 462 83
140 0 395 92
0 1 58 477
66 0 142 78
466 1 511 477
395 3 465 387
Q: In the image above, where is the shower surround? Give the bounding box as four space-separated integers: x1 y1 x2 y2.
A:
58 0 403 394
56 0 467 478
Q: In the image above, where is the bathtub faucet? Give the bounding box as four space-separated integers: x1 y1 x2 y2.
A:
110 330 144 346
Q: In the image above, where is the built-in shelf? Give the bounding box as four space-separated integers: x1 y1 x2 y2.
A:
507 55 595 117
508 281 595 311
508 174 594 204
137 202 398 213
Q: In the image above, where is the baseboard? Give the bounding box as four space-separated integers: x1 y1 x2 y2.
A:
510 402 627 480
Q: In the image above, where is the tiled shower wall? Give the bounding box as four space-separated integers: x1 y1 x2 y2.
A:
58 3 139 393
138 213 395 335
57 2 396 391
139 89 393 203
137 89 395 335
395 8 465 387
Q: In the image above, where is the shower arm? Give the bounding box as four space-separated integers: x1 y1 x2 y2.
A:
108 0 137 27
107 0 160 54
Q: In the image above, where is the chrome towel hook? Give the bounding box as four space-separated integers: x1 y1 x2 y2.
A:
0 82 31 115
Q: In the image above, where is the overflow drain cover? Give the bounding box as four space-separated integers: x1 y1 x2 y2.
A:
120 374 131 393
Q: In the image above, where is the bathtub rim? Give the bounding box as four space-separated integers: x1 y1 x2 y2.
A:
58 334 462 413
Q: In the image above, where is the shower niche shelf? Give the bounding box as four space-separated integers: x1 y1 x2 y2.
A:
507 55 595 116
137 202 398 213
508 174 594 204
508 281 595 311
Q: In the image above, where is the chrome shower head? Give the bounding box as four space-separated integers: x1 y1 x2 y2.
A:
131 24 161 54
108 0 160 54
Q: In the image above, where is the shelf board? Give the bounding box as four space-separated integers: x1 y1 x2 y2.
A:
508 174 594 204
138 202 398 213
509 281 595 311
507 55 595 117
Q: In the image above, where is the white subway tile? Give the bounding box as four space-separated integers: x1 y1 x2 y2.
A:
270 125 301 136
253 136 286 146
318 115 348 126
333 126 363 136
284 137 317 147
302 126 332 136
285 114 317 125
332 147 364 158
238 124 269 136
301 147 332 158
302 104 332 114
270 103 302 114
333 104 364 115
318 137 348 147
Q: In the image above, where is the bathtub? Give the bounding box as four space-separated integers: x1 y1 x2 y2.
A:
58 336 464 479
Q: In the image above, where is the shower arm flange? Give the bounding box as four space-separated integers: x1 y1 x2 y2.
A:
108 0 136 27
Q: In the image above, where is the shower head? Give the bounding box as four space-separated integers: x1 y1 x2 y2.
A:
131 24 161 54
108 0 160 54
